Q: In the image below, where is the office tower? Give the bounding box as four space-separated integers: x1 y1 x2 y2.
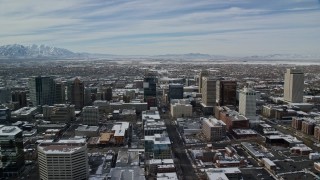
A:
216 80 237 106
38 140 89 180
99 87 113 101
144 71 157 108
54 80 66 104
67 77 84 110
0 87 11 104
105 87 112 101
11 91 27 108
0 126 25 176
29 76 55 106
82 106 99 125
201 77 216 107
284 68 304 103
198 70 208 93
84 87 93 106
239 88 256 120
0 106 11 124
168 84 183 102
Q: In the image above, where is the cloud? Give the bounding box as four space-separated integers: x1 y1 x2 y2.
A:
0 0 319 55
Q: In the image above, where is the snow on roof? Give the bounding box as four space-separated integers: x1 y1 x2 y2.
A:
112 122 129 137
0 126 22 136
157 172 178 180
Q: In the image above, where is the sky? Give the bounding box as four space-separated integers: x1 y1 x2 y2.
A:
0 0 320 56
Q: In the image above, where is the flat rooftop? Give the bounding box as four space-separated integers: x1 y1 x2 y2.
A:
0 126 22 136
76 125 99 132
38 144 85 154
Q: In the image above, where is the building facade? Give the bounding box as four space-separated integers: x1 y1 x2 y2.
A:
11 91 27 108
82 106 99 125
54 80 66 104
201 77 216 107
198 70 208 93
239 88 256 121
37 140 89 180
202 117 226 141
168 84 183 102
216 80 237 106
29 76 55 106
0 126 25 177
144 71 157 108
170 100 193 118
67 78 84 110
284 69 304 103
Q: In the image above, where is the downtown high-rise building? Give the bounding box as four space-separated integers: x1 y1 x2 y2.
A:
168 84 184 102
201 77 216 107
239 87 256 121
38 140 89 180
54 80 66 104
144 71 157 108
198 70 208 93
216 80 237 106
67 77 84 110
284 68 304 103
29 76 55 106
0 87 11 104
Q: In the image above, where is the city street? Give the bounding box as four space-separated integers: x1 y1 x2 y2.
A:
162 113 198 180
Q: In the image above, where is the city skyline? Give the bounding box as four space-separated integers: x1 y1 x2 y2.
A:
0 0 320 56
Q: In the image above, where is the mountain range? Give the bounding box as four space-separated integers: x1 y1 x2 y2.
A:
0 44 319 61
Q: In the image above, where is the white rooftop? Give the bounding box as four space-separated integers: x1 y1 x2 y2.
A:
0 126 22 136
205 168 241 180
157 172 178 180
112 122 129 137
58 138 87 144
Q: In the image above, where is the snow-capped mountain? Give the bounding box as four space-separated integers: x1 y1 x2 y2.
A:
0 44 78 58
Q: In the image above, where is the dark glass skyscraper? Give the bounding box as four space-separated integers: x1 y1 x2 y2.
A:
67 77 84 110
216 80 237 106
144 71 157 108
168 84 184 102
29 76 55 106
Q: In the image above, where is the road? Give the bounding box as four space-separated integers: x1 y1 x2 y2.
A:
162 113 198 180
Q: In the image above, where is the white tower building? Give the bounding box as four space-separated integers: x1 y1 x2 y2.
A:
37 139 89 180
284 69 304 103
239 88 256 121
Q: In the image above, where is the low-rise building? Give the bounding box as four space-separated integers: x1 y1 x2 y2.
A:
262 158 276 171
11 107 38 121
75 125 99 137
290 144 312 155
265 134 302 147
232 129 257 139
113 122 129 145
43 104 75 123
145 133 171 159
216 106 249 131
202 117 226 141
170 100 193 118
205 168 242 180
301 119 315 135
